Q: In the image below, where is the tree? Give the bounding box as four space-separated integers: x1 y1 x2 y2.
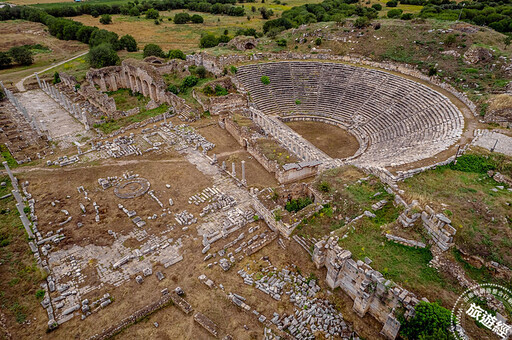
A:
259 7 273 19
182 75 199 88
0 52 12 69
400 302 454 340
88 43 120 68
9 46 33 66
174 12 190 24
386 0 398 7
167 84 179 94
143 43 165 58
120 34 137 52
354 16 370 28
53 71 61 84
196 65 206 78
200 34 218 48
100 14 112 24
372 3 382 10
168 49 186 60
89 29 119 49
387 9 403 18
146 8 159 19
504 35 512 49
129 7 140 16
190 14 204 23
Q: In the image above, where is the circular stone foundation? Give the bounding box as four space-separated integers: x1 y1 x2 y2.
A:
285 120 359 159
114 178 151 199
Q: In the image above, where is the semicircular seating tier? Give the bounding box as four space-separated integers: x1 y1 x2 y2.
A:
236 61 464 168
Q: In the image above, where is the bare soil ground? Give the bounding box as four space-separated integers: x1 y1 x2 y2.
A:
285 121 360 159
0 21 87 86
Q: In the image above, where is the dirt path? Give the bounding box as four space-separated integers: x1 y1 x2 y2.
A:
15 50 88 92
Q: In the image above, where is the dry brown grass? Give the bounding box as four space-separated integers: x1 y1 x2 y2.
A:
488 94 512 111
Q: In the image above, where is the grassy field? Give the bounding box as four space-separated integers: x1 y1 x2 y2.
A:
93 103 169 134
400 149 512 268
0 173 47 337
0 20 88 85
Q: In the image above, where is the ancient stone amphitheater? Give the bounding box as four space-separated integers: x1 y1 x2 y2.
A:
236 61 465 168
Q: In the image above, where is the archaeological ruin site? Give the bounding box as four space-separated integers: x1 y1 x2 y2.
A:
1 4 512 339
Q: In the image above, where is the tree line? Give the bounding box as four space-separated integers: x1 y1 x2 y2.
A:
39 0 245 18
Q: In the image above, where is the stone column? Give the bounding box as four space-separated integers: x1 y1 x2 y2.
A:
35 73 41 88
241 160 246 185
232 162 236 177
2 161 18 190
222 161 226 171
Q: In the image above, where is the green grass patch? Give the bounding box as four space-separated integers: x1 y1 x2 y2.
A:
94 104 169 134
0 144 18 169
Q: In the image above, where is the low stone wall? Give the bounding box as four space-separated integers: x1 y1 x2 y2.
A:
421 205 456 252
88 293 172 340
313 237 420 339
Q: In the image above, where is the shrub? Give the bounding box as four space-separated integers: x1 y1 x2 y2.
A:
35 289 45 300
88 43 120 68
230 65 238 74
9 46 33 66
182 75 199 88
218 34 231 43
0 52 12 69
285 197 313 213
146 8 159 19
190 14 204 23
277 39 287 46
386 0 398 7
261 75 270 84
400 302 454 340
203 85 215 96
372 3 382 10
200 34 218 48
174 12 190 24
99 14 112 24
295 99 301 104
168 49 186 60
387 9 403 18
315 37 322 45
143 43 165 58
450 154 496 174
401 13 413 20
120 34 137 52
444 34 456 46
195 65 207 78
354 16 370 28
167 84 179 94
318 181 330 192
53 72 61 84
214 84 228 96
129 7 140 16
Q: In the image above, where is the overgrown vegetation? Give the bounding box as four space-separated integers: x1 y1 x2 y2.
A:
285 197 313 213
94 103 169 134
400 301 454 340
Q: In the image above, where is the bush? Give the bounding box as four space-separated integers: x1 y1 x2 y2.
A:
195 65 207 78
168 49 186 60
277 39 287 46
190 14 204 23
120 34 137 52
400 302 454 340
285 197 313 213
143 43 165 58
0 52 12 69
88 43 119 68
174 12 190 24
53 72 61 84
218 34 231 43
318 181 330 192
146 8 159 19
89 29 120 49
386 1 398 7
450 154 496 174
182 75 199 88
214 84 228 95
315 37 322 45
387 9 403 18
372 3 382 10
35 289 45 300
99 14 112 24
200 34 220 48
167 84 179 94
401 13 413 20
354 16 370 28
230 65 238 74
129 7 140 16
9 46 33 66
261 75 270 85
444 34 456 46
